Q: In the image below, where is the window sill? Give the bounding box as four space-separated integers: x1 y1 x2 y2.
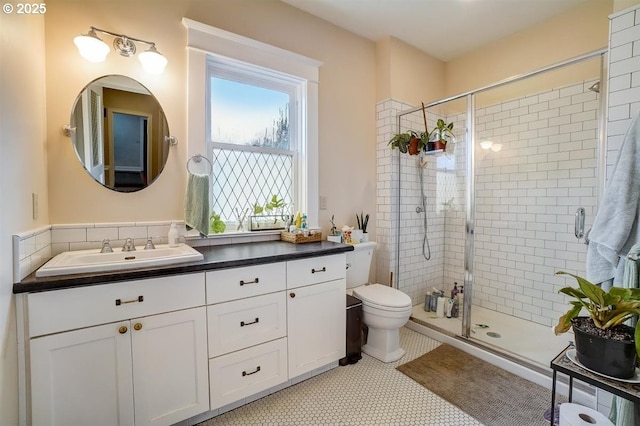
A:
185 229 282 247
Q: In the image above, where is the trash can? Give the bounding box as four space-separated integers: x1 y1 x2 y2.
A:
340 294 362 366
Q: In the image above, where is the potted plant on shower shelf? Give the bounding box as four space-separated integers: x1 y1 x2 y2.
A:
388 130 425 155
428 119 455 151
554 271 640 379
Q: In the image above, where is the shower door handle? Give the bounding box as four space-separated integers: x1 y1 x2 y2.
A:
575 207 585 239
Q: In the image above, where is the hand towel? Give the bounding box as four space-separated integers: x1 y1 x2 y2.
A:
184 172 210 237
587 110 640 285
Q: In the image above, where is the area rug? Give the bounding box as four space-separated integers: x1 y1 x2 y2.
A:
397 344 555 426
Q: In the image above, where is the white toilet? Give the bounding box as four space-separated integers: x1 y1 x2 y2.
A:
346 241 412 363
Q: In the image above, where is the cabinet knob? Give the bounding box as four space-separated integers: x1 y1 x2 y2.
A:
118 326 128 334
133 323 143 331
289 292 296 298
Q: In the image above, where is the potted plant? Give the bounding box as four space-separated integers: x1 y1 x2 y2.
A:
249 194 290 231
327 214 341 243
356 212 370 242
209 211 226 234
554 271 640 379
388 130 425 155
428 119 455 151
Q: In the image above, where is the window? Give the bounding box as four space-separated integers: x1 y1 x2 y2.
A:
183 18 321 237
207 57 301 230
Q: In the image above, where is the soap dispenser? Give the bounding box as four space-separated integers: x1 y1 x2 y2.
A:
168 221 179 247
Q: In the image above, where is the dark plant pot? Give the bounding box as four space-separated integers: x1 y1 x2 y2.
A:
434 140 446 151
572 317 637 379
426 141 436 151
408 137 421 155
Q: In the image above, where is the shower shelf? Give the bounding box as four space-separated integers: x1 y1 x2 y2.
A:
423 149 444 156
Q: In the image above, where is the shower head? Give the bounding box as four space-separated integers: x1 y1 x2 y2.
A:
588 81 600 93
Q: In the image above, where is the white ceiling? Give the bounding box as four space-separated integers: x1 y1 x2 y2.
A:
281 0 589 61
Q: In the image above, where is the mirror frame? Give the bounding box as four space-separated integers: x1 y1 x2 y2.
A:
70 75 171 192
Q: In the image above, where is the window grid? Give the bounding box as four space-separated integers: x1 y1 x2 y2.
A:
211 148 293 223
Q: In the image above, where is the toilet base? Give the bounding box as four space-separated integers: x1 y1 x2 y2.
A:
361 327 406 363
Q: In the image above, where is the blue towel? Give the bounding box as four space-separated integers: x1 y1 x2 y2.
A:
184 173 210 237
587 110 640 286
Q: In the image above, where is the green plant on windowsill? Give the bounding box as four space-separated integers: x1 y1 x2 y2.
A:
209 211 226 234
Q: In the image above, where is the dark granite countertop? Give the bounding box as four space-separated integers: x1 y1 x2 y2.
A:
13 240 354 294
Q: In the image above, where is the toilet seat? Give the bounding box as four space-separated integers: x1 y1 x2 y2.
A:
353 284 411 312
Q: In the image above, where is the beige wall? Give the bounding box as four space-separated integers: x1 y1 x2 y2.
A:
615 0 640 12
45 0 377 237
445 0 613 98
376 36 446 106
0 11 49 426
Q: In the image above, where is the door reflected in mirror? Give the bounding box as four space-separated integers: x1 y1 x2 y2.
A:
71 75 170 192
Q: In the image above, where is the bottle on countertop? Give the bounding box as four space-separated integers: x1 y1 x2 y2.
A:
168 221 179 247
458 285 464 317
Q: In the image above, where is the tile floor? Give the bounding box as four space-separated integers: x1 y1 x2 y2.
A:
197 328 483 426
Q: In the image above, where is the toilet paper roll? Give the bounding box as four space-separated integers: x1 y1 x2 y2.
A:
559 403 613 426
436 297 447 318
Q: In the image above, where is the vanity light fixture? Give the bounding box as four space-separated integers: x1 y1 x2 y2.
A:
490 143 502 152
74 27 168 74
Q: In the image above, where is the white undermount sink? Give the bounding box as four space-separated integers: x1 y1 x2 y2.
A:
35 243 204 278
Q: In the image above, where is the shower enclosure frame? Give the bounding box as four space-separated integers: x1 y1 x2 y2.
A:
394 47 608 339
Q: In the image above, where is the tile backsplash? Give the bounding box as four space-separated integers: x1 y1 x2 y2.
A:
13 221 279 283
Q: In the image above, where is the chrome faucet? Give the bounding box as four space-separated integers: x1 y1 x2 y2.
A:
100 239 113 253
122 238 136 252
144 237 156 250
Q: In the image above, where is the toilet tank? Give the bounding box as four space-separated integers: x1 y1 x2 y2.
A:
345 241 377 289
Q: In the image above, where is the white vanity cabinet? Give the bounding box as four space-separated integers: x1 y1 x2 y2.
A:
286 254 346 377
206 262 289 410
23 273 209 426
16 248 350 425
205 253 346 411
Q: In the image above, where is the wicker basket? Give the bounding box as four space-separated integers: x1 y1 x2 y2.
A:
280 231 322 244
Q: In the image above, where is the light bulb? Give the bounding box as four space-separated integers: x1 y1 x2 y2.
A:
490 143 502 152
74 29 110 63
138 46 167 74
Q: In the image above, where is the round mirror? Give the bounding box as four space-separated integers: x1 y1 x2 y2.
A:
70 75 170 192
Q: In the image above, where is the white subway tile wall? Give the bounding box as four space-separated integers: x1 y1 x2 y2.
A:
378 76 600 328
473 81 598 326
607 5 640 182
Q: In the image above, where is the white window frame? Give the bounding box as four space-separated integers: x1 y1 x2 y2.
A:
183 18 322 235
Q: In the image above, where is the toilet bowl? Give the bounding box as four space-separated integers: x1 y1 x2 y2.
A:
346 242 412 363
353 283 412 362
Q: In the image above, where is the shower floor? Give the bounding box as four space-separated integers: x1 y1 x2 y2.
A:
410 304 573 369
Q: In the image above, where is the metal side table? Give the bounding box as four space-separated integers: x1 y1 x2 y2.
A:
550 345 640 426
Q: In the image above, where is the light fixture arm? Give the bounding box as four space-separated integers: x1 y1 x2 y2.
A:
89 26 157 51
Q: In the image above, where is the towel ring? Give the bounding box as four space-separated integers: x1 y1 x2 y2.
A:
187 154 213 175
